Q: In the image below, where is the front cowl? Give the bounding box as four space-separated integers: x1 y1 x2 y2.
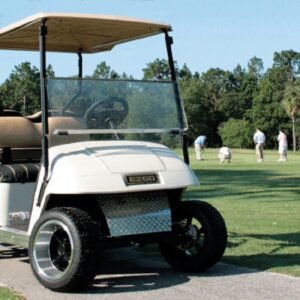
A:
46 140 199 194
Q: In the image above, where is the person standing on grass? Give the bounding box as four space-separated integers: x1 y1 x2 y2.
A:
253 128 265 163
194 135 206 160
277 129 288 162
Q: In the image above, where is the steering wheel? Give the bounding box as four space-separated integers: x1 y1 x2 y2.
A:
83 96 129 129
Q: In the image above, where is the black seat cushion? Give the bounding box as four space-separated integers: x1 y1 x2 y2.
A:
0 163 40 183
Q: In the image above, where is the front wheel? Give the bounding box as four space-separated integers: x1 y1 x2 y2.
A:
159 200 227 272
29 207 102 292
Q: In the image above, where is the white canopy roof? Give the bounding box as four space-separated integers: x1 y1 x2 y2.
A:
0 12 171 53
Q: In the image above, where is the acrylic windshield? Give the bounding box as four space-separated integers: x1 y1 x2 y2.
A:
46 78 187 145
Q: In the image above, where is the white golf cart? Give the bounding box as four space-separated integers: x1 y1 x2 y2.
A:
0 13 227 292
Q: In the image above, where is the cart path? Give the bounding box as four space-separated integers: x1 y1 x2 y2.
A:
0 245 300 300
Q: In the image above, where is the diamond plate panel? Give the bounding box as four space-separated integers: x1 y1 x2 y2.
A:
9 211 30 231
97 191 171 236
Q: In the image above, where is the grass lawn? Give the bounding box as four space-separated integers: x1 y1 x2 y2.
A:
183 147 300 276
0 286 24 300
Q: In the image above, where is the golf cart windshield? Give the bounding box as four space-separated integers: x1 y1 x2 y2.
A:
0 12 190 168
47 78 187 146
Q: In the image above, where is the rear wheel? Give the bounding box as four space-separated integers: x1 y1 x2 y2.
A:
29 207 102 292
159 200 227 272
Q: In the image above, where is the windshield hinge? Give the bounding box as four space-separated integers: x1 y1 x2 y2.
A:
39 22 48 36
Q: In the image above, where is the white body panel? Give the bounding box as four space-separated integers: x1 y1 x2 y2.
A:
46 141 198 193
28 140 199 233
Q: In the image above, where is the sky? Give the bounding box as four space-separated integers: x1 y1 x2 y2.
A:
1 0 300 82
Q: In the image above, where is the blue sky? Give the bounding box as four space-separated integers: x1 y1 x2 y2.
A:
1 0 300 82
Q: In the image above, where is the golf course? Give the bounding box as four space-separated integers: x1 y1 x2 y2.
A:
183 148 300 277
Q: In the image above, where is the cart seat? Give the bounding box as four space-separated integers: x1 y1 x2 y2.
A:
0 163 40 183
0 117 41 148
0 115 88 149
25 111 42 122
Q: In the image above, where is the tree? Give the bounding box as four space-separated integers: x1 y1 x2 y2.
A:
0 62 40 114
218 118 254 148
178 63 192 80
0 62 55 115
247 56 264 79
273 50 300 81
200 68 229 111
282 79 300 151
143 58 173 80
92 61 120 79
46 64 55 78
218 65 257 121
251 67 290 148
180 77 214 144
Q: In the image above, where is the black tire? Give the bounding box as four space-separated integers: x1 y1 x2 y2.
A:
29 207 102 292
159 200 227 272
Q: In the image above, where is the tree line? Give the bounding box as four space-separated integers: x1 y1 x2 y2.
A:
0 50 300 150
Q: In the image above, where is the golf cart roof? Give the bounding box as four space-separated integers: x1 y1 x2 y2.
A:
0 12 171 53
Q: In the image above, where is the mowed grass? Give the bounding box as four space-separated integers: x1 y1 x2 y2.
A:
0 286 24 300
183 148 300 276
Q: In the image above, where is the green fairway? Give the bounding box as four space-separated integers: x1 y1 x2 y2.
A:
184 148 300 276
0 286 23 300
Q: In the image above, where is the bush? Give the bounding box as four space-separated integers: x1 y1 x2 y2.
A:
218 119 254 148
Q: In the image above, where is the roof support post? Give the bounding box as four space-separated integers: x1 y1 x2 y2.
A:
164 32 176 81
164 30 189 165
78 51 83 78
38 19 49 206
40 20 49 170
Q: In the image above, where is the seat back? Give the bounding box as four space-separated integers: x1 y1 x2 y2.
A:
0 117 41 148
0 114 89 163
48 116 89 146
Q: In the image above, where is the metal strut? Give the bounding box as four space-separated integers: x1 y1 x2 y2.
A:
78 51 83 78
38 19 49 206
164 30 190 165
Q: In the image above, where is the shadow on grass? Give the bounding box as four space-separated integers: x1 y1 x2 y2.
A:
225 231 300 272
228 232 300 248
184 168 300 200
224 253 300 273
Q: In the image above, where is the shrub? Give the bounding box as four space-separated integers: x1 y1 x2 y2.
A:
218 119 254 148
